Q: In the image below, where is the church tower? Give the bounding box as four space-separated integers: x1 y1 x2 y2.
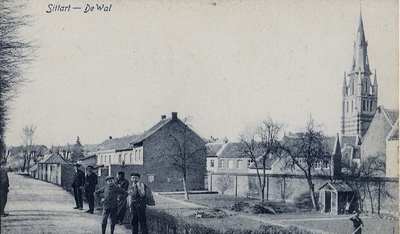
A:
341 12 378 137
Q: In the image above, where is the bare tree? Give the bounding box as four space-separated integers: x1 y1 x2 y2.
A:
341 155 386 213
236 118 283 202
215 175 234 194
20 125 36 172
0 0 36 160
280 118 329 210
159 118 206 200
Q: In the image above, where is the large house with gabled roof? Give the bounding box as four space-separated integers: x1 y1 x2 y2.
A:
88 112 207 192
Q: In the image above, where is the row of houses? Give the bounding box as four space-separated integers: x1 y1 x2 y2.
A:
28 108 398 214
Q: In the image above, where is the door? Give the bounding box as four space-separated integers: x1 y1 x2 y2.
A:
325 191 331 212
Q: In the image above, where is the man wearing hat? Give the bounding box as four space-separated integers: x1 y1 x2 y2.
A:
95 176 128 234
127 173 155 234
349 212 364 234
85 166 98 214
115 171 129 224
72 163 85 210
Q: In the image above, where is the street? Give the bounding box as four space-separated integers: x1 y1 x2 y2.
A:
1 173 131 234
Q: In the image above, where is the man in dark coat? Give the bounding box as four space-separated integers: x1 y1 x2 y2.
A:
1 161 9 217
72 163 85 210
128 173 155 234
95 176 128 234
85 166 98 214
115 171 129 224
349 212 363 234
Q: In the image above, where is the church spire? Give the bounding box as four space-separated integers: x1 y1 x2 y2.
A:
350 10 371 75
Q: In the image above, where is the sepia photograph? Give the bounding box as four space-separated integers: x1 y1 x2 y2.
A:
1 0 398 233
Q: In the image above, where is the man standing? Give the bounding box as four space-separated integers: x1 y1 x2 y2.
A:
128 173 155 234
85 165 98 214
115 171 129 224
72 163 85 210
95 176 128 234
1 161 9 217
349 212 364 234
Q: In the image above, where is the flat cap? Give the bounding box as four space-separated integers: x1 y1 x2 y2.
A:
105 176 114 181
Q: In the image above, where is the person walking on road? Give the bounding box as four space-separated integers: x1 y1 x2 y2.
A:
72 163 85 210
127 173 155 234
349 212 363 234
115 171 129 224
85 165 98 214
1 161 9 217
95 176 128 234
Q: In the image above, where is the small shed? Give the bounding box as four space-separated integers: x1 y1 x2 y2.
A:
38 153 67 185
319 182 358 215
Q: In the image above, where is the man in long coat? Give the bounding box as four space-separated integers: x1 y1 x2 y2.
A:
1 161 9 217
115 171 129 224
72 163 85 210
85 165 98 214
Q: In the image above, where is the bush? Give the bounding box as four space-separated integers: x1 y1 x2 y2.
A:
294 191 319 211
145 208 315 234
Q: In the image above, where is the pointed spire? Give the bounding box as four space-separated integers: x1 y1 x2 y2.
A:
342 72 347 97
350 8 371 75
373 69 378 86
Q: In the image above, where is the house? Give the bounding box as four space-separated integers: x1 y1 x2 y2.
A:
92 134 139 167
37 153 68 185
206 141 254 174
123 112 207 192
91 112 207 192
386 119 399 177
360 106 399 177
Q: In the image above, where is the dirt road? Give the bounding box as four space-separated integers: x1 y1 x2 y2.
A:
1 173 131 234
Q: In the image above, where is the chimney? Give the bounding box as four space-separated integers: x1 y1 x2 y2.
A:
161 115 166 119
172 112 178 120
109 136 112 140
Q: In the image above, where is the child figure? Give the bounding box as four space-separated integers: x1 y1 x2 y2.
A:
95 176 128 234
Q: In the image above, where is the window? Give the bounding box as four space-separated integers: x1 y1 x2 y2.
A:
119 154 122 163
219 160 225 169
323 161 330 169
130 153 133 164
139 149 142 160
148 174 154 183
370 100 373 111
228 160 233 169
247 159 254 167
237 160 243 169
210 159 215 167
108 155 111 163
100 155 103 164
135 150 138 161
347 102 349 113
351 101 353 112
314 161 321 169
366 100 369 111
363 100 365 111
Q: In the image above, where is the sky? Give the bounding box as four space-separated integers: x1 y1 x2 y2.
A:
4 0 399 147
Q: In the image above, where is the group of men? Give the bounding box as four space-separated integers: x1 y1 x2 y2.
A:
72 164 155 234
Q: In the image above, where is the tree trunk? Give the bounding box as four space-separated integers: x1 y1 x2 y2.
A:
182 176 189 200
366 182 374 213
307 178 318 210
